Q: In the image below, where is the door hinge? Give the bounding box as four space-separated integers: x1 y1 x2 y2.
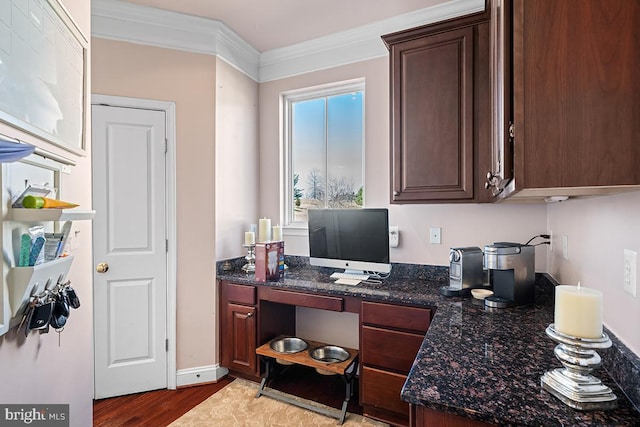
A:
165 239 169 253
508 121 515 139
164 139 168 154
165 339 169 352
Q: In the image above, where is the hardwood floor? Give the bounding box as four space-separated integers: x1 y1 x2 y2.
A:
93 378 233 427
94 367 362 426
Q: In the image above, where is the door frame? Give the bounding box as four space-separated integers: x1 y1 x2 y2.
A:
91 94 177 390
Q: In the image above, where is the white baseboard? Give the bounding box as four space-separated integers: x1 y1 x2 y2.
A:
176 364 230 388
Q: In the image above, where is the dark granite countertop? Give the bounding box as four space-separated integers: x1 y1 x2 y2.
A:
217 257 640 426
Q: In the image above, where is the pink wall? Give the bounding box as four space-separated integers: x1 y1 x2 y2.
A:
91 41 259 375
0 1 94 425
215 58 260 261
214 57 260 365
91 38 218 370
548 191 640 355
259 58 549 269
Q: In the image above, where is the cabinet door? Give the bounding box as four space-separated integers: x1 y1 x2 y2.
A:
504 0 640 198
389 26 475 202
224 303 257 375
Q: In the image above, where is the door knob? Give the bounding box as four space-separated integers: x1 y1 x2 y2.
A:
96 263 109 273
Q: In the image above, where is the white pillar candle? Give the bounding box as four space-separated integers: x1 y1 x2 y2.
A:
244 231 255 245
258 218 271 242
272 225 282 241
554 283 603 339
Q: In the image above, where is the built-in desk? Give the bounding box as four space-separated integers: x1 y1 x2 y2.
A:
218 269 435 426
217 258 640 427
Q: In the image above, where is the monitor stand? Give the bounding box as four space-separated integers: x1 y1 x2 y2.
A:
330 269 369 281
343 269 366 276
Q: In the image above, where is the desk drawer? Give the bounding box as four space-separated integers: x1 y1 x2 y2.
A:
225 283 256 305
361 325 424 372
362 301 431 332
267 289 343 311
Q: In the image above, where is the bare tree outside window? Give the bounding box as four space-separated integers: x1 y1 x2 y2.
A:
306 168 325 202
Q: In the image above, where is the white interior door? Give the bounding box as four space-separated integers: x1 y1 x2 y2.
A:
92 104 168 399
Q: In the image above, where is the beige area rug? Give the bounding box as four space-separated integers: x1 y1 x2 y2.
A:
169 378 389 427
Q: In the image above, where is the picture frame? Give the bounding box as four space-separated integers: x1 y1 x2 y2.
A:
0 0 88 155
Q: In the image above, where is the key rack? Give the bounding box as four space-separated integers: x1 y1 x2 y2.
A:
8 256 74 321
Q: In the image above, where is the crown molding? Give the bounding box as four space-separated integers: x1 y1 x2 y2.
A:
259 0 485 82
91 0 260 81
91 0 484 83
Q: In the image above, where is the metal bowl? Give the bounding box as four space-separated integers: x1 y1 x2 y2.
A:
269 337 308 353
309 345 350 364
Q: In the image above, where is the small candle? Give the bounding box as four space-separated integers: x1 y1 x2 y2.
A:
554 283 603 339
258 218 271 242
272 225 282 241
244 231 255 245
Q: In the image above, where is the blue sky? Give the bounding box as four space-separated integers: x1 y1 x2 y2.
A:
292 91 363 199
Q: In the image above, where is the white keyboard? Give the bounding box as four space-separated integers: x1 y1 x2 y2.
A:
330 272 370 281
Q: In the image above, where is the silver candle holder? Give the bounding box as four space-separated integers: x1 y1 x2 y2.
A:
541 324 617 410
241 243 256 273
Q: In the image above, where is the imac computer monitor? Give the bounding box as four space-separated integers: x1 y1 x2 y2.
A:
307 208 391 275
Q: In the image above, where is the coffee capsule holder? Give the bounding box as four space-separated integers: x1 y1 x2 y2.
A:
540 323 617 410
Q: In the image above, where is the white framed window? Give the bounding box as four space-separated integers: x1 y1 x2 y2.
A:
281 79 365 228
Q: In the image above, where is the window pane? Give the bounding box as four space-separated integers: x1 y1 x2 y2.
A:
292 98 325 222
286 83 364 225
327 92 363 208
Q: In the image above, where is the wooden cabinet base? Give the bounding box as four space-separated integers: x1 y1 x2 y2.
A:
411 405 495 427
364 404 409 427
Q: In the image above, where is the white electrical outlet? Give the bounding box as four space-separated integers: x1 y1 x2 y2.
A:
623 249 637 297
430 227 441 244
389 226 399 248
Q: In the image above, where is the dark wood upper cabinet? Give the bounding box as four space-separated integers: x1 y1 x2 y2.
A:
488 0 640 200
383 11 491 203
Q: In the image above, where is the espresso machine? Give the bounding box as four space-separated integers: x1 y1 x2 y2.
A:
441 247 484 296
483 242 535 308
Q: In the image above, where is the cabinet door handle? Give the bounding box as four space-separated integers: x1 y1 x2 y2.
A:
246 312 254 318
393 191 400 196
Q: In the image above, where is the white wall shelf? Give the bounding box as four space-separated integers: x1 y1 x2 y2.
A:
7 208 96 222
8 256 74 321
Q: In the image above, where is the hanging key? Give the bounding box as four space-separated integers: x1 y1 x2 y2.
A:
18 297 36 335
